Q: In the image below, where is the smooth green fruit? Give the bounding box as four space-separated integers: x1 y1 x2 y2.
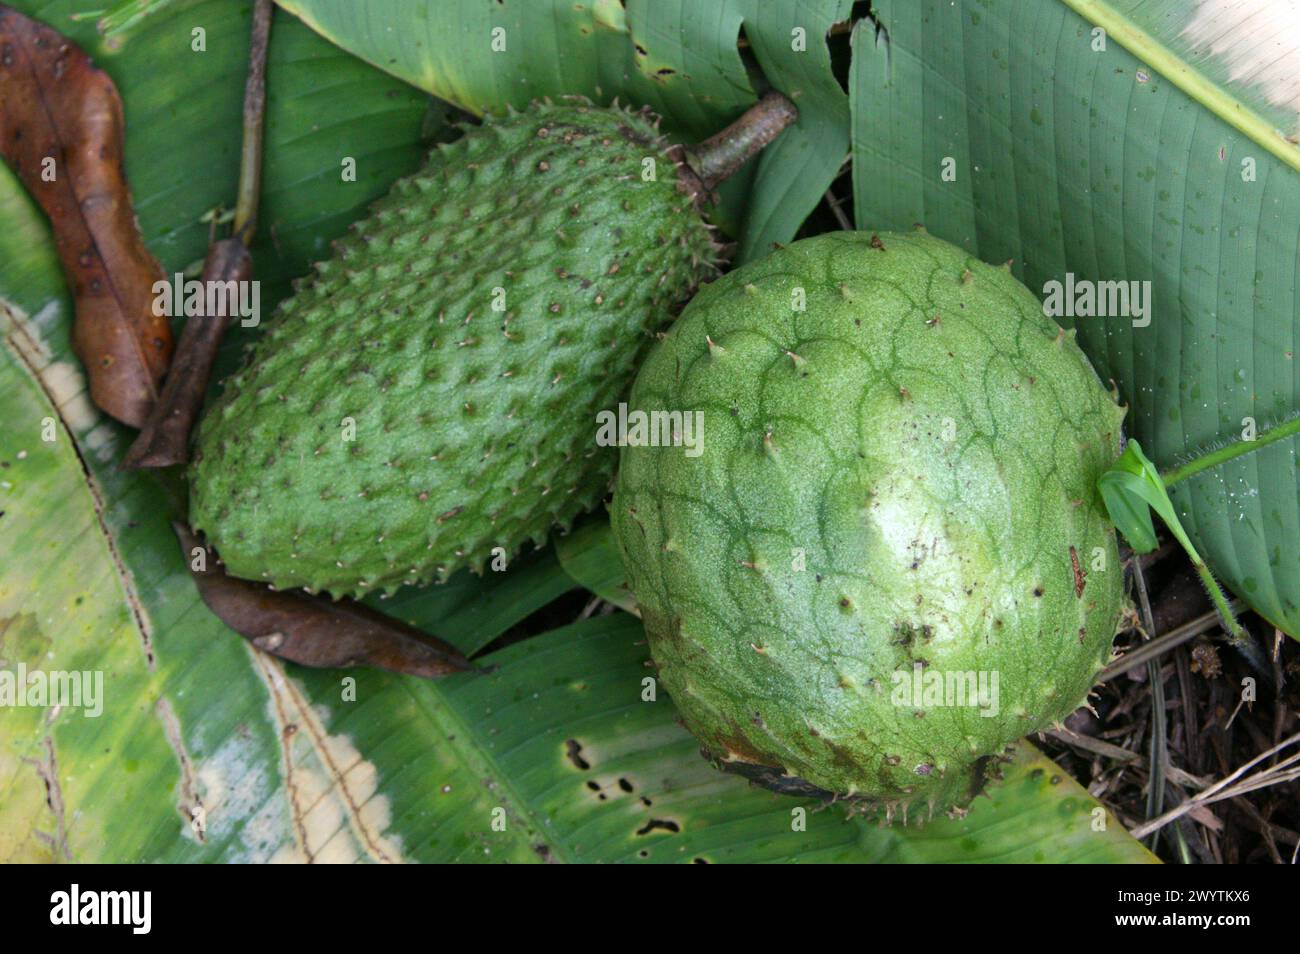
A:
191 101 722 597
611 230 1127 818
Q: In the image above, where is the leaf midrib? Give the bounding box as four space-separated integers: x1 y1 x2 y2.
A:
1058 0 1300 173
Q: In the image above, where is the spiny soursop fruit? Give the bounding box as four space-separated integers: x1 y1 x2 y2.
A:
611 229 1127 820
190 96 793 598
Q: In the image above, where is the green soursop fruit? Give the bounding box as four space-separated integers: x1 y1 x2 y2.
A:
190 97 792 598
611 229 1128 819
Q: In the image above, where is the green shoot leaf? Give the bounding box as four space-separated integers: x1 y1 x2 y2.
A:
1100 440 1246 643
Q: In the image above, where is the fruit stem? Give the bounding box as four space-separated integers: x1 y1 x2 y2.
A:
686 91 799 190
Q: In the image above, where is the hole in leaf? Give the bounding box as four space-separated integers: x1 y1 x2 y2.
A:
565 738 590 770
635 818 680 836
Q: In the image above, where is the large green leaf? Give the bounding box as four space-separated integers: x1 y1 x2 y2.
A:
0 324 1156 861
278 0 755 133
0 1 1155 862
554 514 638 615
275 0 759 238
276 0 853 258
850 0 1299 636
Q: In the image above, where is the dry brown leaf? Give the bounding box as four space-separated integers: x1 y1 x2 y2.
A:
175 524 474 679
0 3 172 427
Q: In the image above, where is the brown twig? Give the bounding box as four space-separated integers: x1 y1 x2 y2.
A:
123 0 273 469
121 239 251 468
233 0 272 243
824 186 853 230
1132 557 1168 850
1043 726 1140 764
1129 731 1300 839
1100 600 1245 682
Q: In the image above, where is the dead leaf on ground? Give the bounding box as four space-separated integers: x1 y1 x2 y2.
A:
0 3 172 427
175 523 474 679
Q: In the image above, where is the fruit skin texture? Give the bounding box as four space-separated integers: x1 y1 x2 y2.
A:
191 101 718 598
611 230 1127 817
